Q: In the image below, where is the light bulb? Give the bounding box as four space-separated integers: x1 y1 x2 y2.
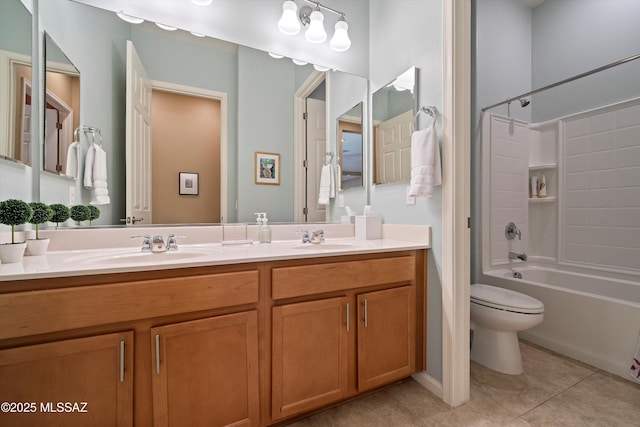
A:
330 18 351 52
305 9 326 43
116 11 144 24
278 1 301 35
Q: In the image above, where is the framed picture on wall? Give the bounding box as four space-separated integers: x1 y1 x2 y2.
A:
255 152 280 185
179 172 199 195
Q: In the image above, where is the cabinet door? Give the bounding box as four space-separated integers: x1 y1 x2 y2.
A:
272 297 349 420
151 311 259 427
357 286 415 391
0 331 134 427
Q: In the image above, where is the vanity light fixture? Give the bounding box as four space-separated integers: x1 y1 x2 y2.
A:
116 11 144 24
277 0 351 52
191 0 213 5
156 22 177 31
278 0 301 35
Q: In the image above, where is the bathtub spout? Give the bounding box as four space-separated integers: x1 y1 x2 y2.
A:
509 252 527 261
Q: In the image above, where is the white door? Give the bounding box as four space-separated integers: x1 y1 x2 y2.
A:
305 98 326 222
125 40 152 225
375 109 413 184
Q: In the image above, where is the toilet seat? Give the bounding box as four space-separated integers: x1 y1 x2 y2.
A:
471 283 544 314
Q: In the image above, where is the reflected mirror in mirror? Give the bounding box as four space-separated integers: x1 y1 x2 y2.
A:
337 102 363 190
0 0 32 166
43 32 80 175
372 66 417 185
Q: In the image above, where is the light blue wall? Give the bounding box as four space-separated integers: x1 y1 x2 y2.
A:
531 0 640 121
236 46 296 223
471 0 532 280
0 0 31 55
369 0 443 382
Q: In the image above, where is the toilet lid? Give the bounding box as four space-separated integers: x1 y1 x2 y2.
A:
471 283 544 314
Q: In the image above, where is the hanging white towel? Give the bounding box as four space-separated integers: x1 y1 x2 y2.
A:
65 141 80 179
408 123 441 197
630 334 640 383
318 164 335 205
84 143 111 205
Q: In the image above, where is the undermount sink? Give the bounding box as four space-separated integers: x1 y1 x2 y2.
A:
292 243 356 250
65 249 217 266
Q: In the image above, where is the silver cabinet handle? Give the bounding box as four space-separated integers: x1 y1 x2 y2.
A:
155 334 161 375
363 299 368 328
119 340 125 382
346 303 350 332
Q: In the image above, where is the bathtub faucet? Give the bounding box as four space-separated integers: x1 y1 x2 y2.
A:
509 251 527 261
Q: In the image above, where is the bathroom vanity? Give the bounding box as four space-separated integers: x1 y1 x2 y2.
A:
0 236 427 426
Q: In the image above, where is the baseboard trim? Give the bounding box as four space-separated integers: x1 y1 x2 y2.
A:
412 371 443 400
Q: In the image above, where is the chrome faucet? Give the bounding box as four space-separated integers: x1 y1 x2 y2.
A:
166 234 185 251
509 252 527 261
151 235 167 253
299 229 325 244
132 235 152 252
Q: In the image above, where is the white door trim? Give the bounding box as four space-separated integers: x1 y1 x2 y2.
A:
150 80 228 223
293 70 326 223
441 0 471 407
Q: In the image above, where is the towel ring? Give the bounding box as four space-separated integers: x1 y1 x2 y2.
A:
415 106 437 129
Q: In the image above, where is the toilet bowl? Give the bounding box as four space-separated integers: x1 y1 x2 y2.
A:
470 283 544 375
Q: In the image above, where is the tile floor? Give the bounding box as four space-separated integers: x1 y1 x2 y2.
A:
287 341 640 426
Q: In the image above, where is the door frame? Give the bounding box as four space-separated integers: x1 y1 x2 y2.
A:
293 70 326 223
150 80 228 223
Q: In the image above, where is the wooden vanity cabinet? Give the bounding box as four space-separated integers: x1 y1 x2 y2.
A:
269 253 424 423
150 311 260 427
0 331 134 427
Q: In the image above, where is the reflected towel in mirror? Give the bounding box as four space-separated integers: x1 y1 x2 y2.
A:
65 141 80 179
318 164 335 205
84 143 111 205
408 122 441 197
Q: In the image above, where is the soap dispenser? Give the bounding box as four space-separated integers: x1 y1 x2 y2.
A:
259 213 272 243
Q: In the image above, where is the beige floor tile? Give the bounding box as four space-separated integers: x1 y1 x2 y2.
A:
519 371 640 427
471 341 596 416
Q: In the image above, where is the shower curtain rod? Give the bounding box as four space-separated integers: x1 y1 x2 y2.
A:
481 52 640 112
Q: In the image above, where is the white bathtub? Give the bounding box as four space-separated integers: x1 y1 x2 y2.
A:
481 264 640 381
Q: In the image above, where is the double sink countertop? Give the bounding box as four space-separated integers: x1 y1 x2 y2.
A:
0 224 431 281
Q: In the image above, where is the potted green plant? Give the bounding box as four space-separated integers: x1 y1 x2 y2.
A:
50 204 70 228
87 205 100 226
27 202 54 256
70 205 91 226
0 199 33 264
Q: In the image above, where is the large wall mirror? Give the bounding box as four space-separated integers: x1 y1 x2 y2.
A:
0 0 32 166
372 66 417 185
337 102 363 190
43 32 80 175
36 0 367 226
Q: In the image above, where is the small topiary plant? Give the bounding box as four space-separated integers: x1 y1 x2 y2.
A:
50 204 71 228
87 205 100 226
0 199 33 244
28 202 54 240
70 205 91 226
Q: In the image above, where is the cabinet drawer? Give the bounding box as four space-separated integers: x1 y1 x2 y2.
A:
0 270 259 340
272 256 415 299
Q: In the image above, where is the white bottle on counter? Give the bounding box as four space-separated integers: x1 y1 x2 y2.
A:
258 213 272 243
530 176 539 198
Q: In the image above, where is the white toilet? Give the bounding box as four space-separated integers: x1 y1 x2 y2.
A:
470 283 544 375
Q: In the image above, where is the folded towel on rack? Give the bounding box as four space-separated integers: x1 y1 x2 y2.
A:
84 143 111 205
318 164 335 205
65 141 80 179
408 122 441 197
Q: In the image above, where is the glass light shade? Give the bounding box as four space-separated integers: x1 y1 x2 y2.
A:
292 58 308 66
305 10 327 43
269 52 284 59
191 0 213 5
278 1 301 35
313 64 330 72
116 11 144 24
156 22 177 31
330 19 351 52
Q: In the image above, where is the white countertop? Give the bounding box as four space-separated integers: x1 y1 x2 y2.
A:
0 237 429 282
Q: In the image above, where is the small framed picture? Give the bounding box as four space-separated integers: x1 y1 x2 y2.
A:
179 172 199 195
255 152 280 185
